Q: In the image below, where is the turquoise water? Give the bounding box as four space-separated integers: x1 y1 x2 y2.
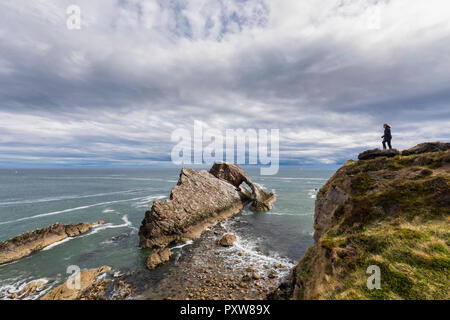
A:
0 168 333 298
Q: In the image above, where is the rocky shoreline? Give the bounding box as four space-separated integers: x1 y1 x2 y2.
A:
138 163 276 269
4 144 447 300
137 219 294 300
0 221 104 265
1 162 284 300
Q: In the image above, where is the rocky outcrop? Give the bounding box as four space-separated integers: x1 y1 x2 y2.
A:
7 280 46 299
313 186 349 242
217 234 237 247
209 162 276 211
138 167 249 249
358 148 399 160
146 248 173 269
138 163 276 270
401 142 450 156
41 266 111 300
0 221 104 265
272 142 450 300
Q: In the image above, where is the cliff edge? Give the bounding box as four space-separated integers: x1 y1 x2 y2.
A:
271 142 449 300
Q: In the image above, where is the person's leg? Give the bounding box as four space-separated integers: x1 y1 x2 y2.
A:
388 139 392 149
382 140 387 150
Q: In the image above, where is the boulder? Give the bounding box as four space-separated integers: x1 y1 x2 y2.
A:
358 148 399 160
217 234 237 247
146 248 173 270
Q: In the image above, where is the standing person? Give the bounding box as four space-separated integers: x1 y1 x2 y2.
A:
382 124 392 150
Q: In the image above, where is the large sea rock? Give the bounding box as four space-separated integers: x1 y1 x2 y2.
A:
0 221 104 265
138 163 276 252
209 162 276 211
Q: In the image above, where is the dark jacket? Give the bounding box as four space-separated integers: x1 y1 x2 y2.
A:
382 127 392 140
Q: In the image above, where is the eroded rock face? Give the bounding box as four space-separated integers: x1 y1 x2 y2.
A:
314 186 349 242
217 234 237 247
41 266 112 300
209 162 276 211
358 148 399 160
0 221 104 265
146 248 173 269
139 167 250 249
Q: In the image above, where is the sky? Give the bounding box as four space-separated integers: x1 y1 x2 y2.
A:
0 0 449 169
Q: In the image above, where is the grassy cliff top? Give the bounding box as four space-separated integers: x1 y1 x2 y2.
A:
290 143 450 300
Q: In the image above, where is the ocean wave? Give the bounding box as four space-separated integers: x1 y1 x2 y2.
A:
88 215 135 235
265 211 312 216
0 278 49 300
218 234 295 278
133 195 166 208
41 215 134 250
41 238 73 251
307 189 318 199
171 240 193 250
0 196 147 225
40 176 170 182
216 220 295 279
0 189 146 207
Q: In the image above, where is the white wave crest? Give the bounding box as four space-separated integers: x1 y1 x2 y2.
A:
0 196 147 225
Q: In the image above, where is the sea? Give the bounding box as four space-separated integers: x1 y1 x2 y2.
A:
0 167 334 299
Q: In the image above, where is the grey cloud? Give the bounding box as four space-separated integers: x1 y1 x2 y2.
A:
0 0 449 168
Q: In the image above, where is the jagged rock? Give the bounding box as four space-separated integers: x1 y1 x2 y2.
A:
65 221 104 237
358 148 399 160
217 234 236 247
139 166 253 249
209 162 276 211
41 266 111 300
146 248 173 270
402 142 450 156
0 221 104 265
8 280 46 299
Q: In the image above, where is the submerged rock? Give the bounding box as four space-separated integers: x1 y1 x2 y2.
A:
217 234 237 247
0 221 104 265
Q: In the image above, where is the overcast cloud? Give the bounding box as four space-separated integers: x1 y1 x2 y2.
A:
0 0 449 168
